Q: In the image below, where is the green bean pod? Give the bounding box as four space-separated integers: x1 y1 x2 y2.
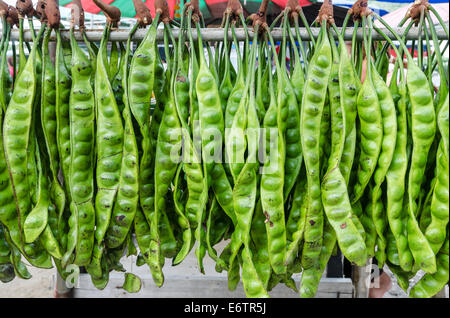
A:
286 173 307 244
195 27 225 183
94 26 124 244
351 73 383 203
219 17 233 115
437 95 449 159
228 35 260 279
55 29 72 199
322 171 367 265
104 105 139 248
23 168 48 244
128 20 158 123
111 42 126 113
40 26 65 224
62 28 96 266
424 139 449 254
152 86 182 281
0 224 15 283
225 25 250 183
174 23 208 248
370 63 397 264
133 208 152 270
241 245 269 298
0 123 51 268
172 23 205 264
224 72 245 128
300 23 332 269
226 94 247 182
250 199 271 289
0 20 11 112
255 42 267 122
147 64 177 259
386 227 400 266
2 23 40 239
386 77 413 271
85 243 110 290
172 164 193 265
103 23 140 249
288 23 305 106
128 18 159 220
16 17 26 78
406 60 436 213
409 236 449 298
109 41 119 81
340 126 356 187
299 218 336 298
224 25 245 176
232 147 260 287
360 188 377 257
423 95 449 254
2 227 31 279
189 58 202 162
194 25 226 273
371 63 397 189
0 263 15 283
337 34 358 137
387 260 414 293
30 131 64 259
372 187 386 267
0 223 11 262
205 197 228 269
210 164 236 225
279 18 302 200
285 173 308 268
282 80 302 200
405 60 436 274
260 79 286 275
419 182 435 233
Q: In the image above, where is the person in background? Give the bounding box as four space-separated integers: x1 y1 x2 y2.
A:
7 56 14 77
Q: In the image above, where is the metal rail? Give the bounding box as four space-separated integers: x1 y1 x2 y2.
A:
352 259 373 298
1 25 448 42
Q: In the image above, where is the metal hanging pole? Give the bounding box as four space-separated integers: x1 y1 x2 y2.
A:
352 258 373 298
1 24 448 42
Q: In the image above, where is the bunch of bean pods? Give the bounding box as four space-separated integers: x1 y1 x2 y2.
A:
0 0 448 298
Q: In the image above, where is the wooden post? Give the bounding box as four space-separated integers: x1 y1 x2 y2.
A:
352 258 372 298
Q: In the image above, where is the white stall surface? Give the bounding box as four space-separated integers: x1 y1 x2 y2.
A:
70 241 353 298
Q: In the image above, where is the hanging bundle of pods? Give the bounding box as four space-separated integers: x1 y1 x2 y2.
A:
0 0 448 298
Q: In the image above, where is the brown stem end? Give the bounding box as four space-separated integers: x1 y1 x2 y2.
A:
132 0 152 27
93 0 121 27
45 0 61 28
316 0 335 26
6 6 19 27
154 0 171 24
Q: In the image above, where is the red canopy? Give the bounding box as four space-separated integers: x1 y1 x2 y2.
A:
61 0 314 20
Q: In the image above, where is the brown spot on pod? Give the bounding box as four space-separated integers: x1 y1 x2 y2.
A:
176 75 186 83
340 223 347 229
263 211 273 227
263 211 270 223
309 220 316 226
